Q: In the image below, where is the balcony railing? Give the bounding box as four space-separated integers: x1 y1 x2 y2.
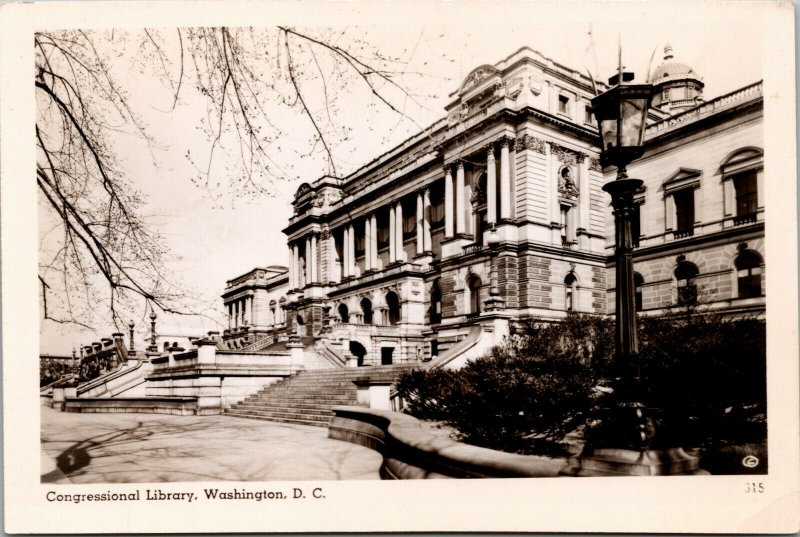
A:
463 243 486 255
332 262 422 291
673 229 694 239
733 213 758 226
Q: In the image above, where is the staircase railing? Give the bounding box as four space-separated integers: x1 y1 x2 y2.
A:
239 334 275 352
426 325 483 369
317 340 347 368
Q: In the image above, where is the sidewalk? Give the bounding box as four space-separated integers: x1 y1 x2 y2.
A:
41 406 381 483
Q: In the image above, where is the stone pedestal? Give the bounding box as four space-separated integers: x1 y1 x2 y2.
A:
197 340 217 365
353 378 393 410
286 337 305 369
51 387 65 410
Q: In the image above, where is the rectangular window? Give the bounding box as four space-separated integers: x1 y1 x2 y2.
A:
584 105 593 124
560 204 574 244
734 170 758 217
558 94 570 115
402 199 416 239
673 188 694 236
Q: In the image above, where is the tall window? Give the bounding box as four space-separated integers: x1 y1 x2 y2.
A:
584 105 593 124
673 188 695 236
354 220 365 257
360 298 373 325
430 280 442 324
735 250 763 298
468 275 482 315
631 202 642 247
734 170 758 218
377 209 390 249
564 273 577 312
560 204 574 244
402 197 416 239
675 262 699 305
429 182 445 230
386 291 401 325
634 273 644 311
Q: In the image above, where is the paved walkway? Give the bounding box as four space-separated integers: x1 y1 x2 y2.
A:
41 407 382 483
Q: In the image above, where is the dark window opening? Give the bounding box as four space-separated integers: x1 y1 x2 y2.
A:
430 281 442 324
634 273 644 312
338 303 349 323
675 262 699 306
674 188 695 235
429 181 445 230
360 298 373 325
468 276 482 315
736 250 763 299
734 170 758 218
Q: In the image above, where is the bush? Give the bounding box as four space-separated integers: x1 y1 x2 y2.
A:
397 312 766 459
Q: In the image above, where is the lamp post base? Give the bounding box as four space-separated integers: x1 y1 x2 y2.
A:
561 447 706 476
560 403 708 476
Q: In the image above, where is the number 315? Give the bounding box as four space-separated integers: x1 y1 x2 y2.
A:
746 482 765 493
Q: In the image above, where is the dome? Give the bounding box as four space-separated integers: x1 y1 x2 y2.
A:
650 44 702 83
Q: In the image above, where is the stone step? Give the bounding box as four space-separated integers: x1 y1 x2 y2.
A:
225 412 326 428
228 407 333 420
232 403 335 414
225 409 331 423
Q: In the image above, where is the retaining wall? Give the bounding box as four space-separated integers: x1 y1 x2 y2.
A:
328 406 565 479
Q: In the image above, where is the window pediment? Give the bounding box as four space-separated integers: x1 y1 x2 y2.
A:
720 147 763 176
663 167 701 194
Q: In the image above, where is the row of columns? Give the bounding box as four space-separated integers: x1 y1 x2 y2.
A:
227 296 252 329
290 187 435 287
444 137 515 238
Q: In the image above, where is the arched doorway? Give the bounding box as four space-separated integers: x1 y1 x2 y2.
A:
564 272 577 312
360 297 373 325
349 341 367 367
386 291 401 325
338 303 349 323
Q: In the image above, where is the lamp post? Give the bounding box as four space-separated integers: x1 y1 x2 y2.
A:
562 66 703 476
484 225 504 312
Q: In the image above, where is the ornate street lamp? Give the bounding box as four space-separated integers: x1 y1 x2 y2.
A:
563 65 703 476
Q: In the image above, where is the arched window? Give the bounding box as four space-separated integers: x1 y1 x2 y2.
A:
163 342 169 352
386 291 401 325
430 280 442 324
634 273 644 312
337 303 349 323
564 273 577 312
296 315 304 326
675 262 699 305
735 250 763 298
468 275 482 315
360 298 373 325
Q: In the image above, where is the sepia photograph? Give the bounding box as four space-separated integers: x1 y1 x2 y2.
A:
3 0 799 533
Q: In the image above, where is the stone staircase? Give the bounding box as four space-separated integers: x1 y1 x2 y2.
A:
223 364 418 427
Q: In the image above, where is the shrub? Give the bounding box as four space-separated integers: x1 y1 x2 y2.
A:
397 312 766 459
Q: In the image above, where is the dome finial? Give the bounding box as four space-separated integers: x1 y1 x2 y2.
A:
664 43 674 61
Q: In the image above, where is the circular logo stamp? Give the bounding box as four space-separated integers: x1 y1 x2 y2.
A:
742 455 760 468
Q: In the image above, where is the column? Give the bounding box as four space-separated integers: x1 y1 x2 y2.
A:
227 304 232 329
389 204 396 262
422 188 432 252
370 214 378 269
288 244 295 289
579 154 590 231
305 236 312 285
234 301 239 328
329 231 338 282
444 165 454 237
723 179 734 216
455 161 465 233
292 243 300 289
342 227 350 278
364 217 372 271
347 224 356 276
487 144 497 225
416 191 424 254
395 201 405 261
310 234 317 283
500 139 511 220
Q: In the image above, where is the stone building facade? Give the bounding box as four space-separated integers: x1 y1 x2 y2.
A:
229 45 765 367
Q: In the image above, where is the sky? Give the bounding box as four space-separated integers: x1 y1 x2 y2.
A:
38 2 766 354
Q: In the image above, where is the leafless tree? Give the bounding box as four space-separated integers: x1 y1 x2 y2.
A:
36 27 433 329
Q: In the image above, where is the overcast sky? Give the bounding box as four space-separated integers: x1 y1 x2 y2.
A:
39 3 766 354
